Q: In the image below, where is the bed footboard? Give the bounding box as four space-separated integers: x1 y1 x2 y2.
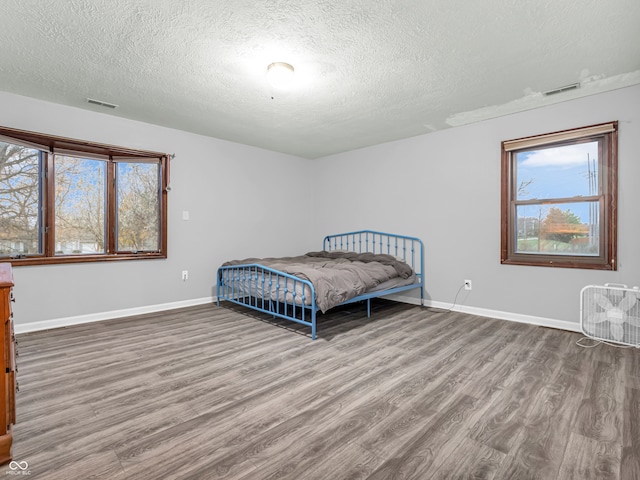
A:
216 264 319 339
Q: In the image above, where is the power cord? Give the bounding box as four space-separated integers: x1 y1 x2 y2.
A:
575 336 633 349
439 283 470 313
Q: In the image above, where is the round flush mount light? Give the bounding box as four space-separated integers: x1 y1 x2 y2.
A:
266 62 295 89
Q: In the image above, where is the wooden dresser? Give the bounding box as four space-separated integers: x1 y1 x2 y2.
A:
0 263 16 464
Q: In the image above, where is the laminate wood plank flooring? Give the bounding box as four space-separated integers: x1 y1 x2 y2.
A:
10 300 640 479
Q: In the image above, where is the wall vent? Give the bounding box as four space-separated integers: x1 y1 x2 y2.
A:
87 98 119 109
543 83 580 96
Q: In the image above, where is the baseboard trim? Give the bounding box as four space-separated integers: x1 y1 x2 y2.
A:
15 296 215 334
390 294 581 333
16 294 581 335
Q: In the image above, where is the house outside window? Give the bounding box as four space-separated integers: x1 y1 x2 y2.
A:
501 122 618 270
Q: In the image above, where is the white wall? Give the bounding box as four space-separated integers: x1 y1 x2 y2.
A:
311 84 640 326
3 85 639 331
0 91 314 329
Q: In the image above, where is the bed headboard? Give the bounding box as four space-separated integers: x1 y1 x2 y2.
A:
323 230 424 280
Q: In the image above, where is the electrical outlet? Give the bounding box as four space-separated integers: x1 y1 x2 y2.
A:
182 270 189 281
464 279 472 290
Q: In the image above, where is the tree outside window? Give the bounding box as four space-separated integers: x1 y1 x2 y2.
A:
0 142 41 256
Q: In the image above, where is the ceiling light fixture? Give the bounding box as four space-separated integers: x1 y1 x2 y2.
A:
266 62 295 89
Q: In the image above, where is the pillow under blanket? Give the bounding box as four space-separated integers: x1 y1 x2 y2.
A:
304 250 413 279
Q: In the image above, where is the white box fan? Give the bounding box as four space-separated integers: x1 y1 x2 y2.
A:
580 283 640 347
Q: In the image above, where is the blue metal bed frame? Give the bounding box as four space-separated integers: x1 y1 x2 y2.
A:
216 230 424 340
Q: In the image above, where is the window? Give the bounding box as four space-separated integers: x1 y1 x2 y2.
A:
0 126 169 265
501 122 617 270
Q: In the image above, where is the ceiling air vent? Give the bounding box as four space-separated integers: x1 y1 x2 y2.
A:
543 83 580 96
87 98 119 109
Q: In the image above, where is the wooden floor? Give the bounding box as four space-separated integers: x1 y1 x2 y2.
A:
10 300 640 479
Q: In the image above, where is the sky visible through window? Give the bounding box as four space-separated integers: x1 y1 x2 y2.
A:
516 141 598 222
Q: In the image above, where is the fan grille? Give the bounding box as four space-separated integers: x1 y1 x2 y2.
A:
580 284 640 347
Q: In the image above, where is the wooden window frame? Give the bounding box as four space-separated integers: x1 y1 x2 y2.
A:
0 126 169 266
500 121 618 270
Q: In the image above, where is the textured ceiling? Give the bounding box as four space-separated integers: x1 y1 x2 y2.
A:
0 0 639 159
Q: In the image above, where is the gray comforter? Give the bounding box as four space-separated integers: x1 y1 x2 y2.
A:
223 251 414 313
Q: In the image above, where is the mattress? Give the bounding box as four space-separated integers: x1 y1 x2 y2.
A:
220 251 417 312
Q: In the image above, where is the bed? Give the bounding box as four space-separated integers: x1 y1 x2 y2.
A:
216 230 424 339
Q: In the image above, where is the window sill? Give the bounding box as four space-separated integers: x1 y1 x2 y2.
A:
501 255 614 270
4 252 166 267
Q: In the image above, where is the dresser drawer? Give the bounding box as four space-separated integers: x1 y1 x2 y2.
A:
0 263 15 464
